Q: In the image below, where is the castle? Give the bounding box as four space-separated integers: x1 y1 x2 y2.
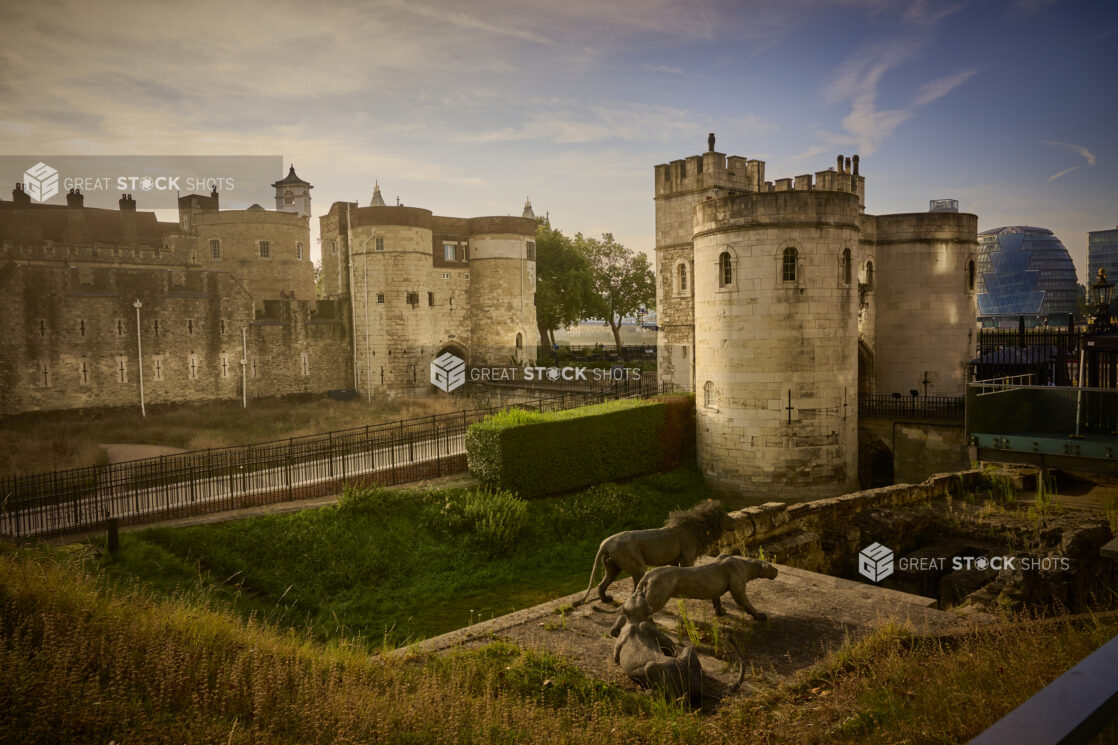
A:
318 185 538 396
655 138 978 501
0 169 537 416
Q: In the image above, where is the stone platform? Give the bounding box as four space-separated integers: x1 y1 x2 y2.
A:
396 561 956 696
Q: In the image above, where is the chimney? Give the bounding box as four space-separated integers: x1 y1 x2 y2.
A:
837 154 845 174
119 193 137 243
708 132 716 152
845 157 852 175
64 189 90 243
852 155 860 176
12 182 31 205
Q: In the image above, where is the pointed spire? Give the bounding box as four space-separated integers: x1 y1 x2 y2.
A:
369 181 386 207
521 197 536 220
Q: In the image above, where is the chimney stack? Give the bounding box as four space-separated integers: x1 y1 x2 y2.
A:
837 154 845 173
852 155 860 176
12 182 31 205
66 188 84 208
119 193 137 243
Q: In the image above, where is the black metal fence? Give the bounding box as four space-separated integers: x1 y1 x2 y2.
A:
974 326 1083 386
859 394 965 421
1 381 674 541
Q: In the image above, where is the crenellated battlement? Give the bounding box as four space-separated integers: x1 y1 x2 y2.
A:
656 149 866 211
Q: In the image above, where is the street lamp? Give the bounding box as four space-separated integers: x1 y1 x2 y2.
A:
1088 268 1114 334
133 299 146 417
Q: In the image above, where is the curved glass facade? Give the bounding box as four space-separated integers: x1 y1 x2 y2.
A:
977 226 1078 326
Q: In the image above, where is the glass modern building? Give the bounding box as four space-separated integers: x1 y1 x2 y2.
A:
1088 226 1118 286
976 226 1078 327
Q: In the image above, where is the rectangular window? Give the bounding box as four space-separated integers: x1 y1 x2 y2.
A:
526 241 536 261
220 319 226 335
406 292 419 306
428 292 435 306
116 319 124 336
259 241 270 258
442 273 450 279
210 239 221 260
444 243 456 261
187 319 194 335
464 273 469 280
375 237 384 251
296 242 303 260
377 293 384 304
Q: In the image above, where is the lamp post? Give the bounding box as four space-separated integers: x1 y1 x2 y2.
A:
1088 268 1114 334
133 299 146 417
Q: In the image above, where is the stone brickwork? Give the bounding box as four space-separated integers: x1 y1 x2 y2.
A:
655 147 977 501
872 212 978 397
319 202 537 397
0 177 351 416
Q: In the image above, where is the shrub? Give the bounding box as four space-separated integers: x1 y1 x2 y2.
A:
438 488 529 557
465 395 694 498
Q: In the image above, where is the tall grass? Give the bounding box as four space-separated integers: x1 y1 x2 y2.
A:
3 543 1115 745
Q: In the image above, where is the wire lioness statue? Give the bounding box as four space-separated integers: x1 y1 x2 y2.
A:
580 500 732 605
612 617 744 706
610 555 778 636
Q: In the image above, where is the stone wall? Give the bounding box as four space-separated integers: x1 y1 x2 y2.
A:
714 470 988 572
872 212 978 397
691 189 861 502
0 262 349 415
192 209 314 306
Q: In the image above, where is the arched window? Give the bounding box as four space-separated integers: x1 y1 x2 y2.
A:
719 252 733 287
678 262 688 293
782 247 797 282
841 248 852 284
967 259 976 291
863 261 875 291
703 381 715 408
515 333 523 350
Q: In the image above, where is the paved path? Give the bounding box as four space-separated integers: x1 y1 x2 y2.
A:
100 443 188 463
3 432 465 539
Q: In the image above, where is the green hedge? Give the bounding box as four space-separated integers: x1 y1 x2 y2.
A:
465 395 695 498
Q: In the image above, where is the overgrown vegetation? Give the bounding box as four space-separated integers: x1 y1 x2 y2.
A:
0 394 467 477
3 542 1116 745
466 395 695 498
96 467 712 646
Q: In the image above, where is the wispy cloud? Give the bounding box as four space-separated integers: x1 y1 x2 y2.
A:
379 0 557 45
644 64 687 76
903 0 966 26
1040 140 1096 182
818 44 976 154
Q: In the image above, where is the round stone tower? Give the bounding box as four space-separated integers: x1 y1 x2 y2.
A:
466 216 539 366
692 188 861 503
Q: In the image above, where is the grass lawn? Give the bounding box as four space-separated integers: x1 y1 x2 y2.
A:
0 393 468 477
96 466 715 646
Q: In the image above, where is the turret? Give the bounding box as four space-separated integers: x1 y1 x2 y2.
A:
271 165 313 218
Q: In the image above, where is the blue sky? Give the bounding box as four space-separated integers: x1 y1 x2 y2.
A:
1 0 1114 277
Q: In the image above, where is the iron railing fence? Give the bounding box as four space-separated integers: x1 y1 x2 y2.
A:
536 344 657 362
859 394 965 421
1 381 674 540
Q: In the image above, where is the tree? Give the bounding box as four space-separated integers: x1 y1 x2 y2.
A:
534 222 595 354
575 233 656 352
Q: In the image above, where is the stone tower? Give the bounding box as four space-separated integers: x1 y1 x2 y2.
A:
656 143 977 503
271 165 313 218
